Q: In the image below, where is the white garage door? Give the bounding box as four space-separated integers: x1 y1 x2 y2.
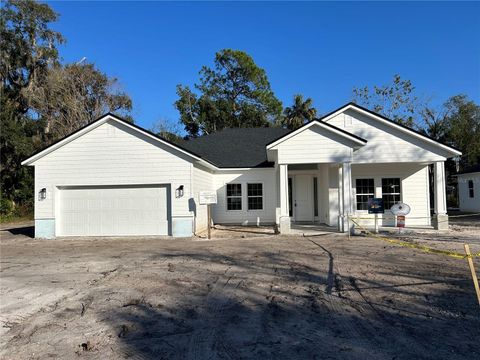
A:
57 185 169 236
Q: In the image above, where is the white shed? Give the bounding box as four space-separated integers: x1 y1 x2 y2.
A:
457 166 480 212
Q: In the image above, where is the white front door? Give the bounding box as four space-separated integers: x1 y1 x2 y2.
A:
294 175 314 222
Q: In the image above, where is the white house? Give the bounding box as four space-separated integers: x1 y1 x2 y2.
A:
22 103 461 238
457 165 480 212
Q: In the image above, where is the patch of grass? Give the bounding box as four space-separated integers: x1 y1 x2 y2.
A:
0 213 33 224
0 200 33 224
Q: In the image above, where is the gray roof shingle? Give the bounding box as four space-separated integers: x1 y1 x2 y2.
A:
179 127 291 168
457 164 480 175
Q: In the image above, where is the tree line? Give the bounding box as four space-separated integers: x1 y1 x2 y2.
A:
1 0 479 218
1 0 132 217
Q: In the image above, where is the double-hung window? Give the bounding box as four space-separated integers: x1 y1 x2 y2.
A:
468 180 474 198
226 184 242 210
355 178 374 210
382 178 401 210
247 183 263 210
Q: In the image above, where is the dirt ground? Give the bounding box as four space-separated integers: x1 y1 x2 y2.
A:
0 221 479 360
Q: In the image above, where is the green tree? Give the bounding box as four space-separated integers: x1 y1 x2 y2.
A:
352 74 418 127
175 49 282 137
1 0 64 113
418 95 480 207
0 0 133 216
443 95 480 169
24 62 132 139
419 105 449 143
419 95 480 169
1 0 63 211
280 94 317 130
151 117 184 144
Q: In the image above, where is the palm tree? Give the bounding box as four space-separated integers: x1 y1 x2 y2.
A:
281 94 317 130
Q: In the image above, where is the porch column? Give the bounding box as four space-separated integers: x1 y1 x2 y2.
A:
279 164 291 233
339 162 353 233
433 161 448 230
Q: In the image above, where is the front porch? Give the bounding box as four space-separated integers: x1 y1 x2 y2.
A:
277 162 449 234
278 162 354 234
266 114 451 234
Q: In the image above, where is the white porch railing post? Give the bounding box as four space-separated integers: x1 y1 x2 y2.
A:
338 165 344 231
279 164 290 233
341 162 353 233
433 161 448 230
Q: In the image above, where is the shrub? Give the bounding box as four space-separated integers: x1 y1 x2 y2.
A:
0 198 14 216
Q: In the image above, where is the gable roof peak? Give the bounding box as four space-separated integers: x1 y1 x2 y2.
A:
21 112 217 168
321 102 462 156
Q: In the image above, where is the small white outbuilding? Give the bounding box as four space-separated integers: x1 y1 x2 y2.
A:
457 165 480 212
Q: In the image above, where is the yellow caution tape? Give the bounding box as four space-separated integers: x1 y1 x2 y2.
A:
349 218 480 259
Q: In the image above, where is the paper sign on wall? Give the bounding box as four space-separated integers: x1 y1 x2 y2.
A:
199 191 217 205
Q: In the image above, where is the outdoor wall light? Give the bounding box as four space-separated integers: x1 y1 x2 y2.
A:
176 185 184 198
39 188 47 201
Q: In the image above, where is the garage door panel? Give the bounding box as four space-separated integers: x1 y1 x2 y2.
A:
58 185 169 236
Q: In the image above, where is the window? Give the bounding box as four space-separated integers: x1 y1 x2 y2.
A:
247 183 263 210
382 178 401 210
356 178 374 210
469 180 474 198
226 184 242 210
313 177 318 216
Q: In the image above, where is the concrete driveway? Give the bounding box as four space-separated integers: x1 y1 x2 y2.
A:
1 222 479 359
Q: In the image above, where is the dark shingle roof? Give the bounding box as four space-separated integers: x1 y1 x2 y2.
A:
179 127 291 168
457 164 480 175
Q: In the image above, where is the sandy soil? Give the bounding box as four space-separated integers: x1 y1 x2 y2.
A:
0 222 479 360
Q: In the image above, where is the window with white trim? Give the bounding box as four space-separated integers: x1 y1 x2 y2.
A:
468 180 474 198
382 178 401 210
356 178 374 210
247 183 263 210
226 184 242 210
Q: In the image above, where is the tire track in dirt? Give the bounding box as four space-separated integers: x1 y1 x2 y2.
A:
305 238 395 358
252 261 281 355
186 266 243 360
306 237 435 358
1 264 124 356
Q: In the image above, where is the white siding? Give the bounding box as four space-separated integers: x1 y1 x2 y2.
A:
351 164 431 227
191 164 214 233
328 109 450 163
212 169 277 225
273 126 354 164
458 173 480 212
34 120 193 222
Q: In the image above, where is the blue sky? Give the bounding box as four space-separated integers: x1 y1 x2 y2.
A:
48 1 480 130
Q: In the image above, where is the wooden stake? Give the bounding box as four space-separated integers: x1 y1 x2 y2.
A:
464 244 480 307
207 204 211 239
347 215 351 240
